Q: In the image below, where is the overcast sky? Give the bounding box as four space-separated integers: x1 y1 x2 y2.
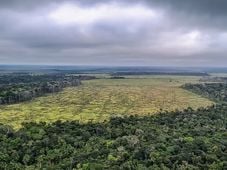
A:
0 0 227 66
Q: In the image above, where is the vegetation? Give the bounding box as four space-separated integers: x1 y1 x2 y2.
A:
0 77 213 129
0 73 80 84
111 72 209 76
0 104 226 169
199 77 227 83
110 76 125 79
183 83 227 102
0 80 81 105
0 74 96 105
0 73 225 169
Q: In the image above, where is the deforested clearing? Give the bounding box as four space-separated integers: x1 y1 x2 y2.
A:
0 76 213 129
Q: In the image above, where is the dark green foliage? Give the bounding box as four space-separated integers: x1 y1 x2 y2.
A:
199 77 227 83
0 74 96 105
0 73 93 85
0 105 226 169
183 83 227 102
110 76 125 79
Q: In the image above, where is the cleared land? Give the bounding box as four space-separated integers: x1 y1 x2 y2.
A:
0 76 213 129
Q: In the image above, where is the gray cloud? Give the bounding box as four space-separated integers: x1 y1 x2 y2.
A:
0 0 227 66
2 0 227 17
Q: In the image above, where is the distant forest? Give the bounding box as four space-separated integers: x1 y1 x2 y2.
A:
200 77 227 83
111 72 209 76
0 74 95 105
183 83 227 102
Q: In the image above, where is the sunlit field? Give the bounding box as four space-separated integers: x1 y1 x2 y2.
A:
0 76 213 129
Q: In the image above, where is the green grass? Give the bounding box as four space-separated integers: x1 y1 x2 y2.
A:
0 76 213 129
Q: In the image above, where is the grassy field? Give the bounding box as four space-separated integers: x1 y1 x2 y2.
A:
0 76 213 129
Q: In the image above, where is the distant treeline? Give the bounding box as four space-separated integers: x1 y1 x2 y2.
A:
200 77 227 83
183 83 227 102
110 76 125 79
111 72 209 76
0 74 95 85
0 74 96 105
0 104 226 169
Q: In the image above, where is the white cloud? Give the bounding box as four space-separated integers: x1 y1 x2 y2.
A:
48 3 160 25
149 30 209 56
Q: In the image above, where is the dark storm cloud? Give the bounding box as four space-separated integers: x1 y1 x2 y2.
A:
0 0 227 66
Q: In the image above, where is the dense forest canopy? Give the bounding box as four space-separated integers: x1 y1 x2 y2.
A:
183 83 227 102
0 105 226 169
0 74 96 105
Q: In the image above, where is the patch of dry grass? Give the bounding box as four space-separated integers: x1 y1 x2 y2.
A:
0 76 213 129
